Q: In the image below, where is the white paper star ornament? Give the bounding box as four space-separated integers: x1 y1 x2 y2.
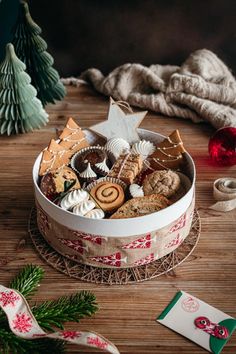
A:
90 97 148 144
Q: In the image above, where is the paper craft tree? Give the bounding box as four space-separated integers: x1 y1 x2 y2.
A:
12 1 66 106
0 43 48 135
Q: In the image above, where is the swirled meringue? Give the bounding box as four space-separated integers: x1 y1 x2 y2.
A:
60 189 89 210
85 208 105 219
72 200 96 216
129 184 144 198
79 162 97 179
105 138 130 159
95 158 110 174
131 140 155 159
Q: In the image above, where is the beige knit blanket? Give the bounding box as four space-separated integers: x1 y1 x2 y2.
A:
79 49 236 129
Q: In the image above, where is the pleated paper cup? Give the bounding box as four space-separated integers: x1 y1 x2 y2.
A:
33 129 196 269
86 176 127 193
70 145 116 175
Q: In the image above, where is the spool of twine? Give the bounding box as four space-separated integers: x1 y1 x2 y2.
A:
209 177 236 212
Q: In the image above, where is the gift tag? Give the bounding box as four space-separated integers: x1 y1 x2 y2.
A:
157 291 236 353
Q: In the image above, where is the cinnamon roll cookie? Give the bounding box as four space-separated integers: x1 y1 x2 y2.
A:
90 181 125 212
142 170 181 198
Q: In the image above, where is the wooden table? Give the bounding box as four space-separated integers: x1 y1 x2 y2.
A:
0 85 235 353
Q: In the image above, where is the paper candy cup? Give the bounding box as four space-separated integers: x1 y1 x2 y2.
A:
33 129 196 269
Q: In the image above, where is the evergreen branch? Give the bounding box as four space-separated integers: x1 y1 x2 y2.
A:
0 265 44 323
0 328 65 354
9 264 44 299
0 267 98 352
32 291 98 331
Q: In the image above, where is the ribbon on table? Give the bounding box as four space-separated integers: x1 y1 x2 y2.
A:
0 285 120 354
209 177 236 212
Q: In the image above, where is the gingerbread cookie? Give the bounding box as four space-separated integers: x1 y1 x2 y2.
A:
39 139 69 176
142 170 181 198
149 130 185 170
59 117 89 157
90 181 125 212
110 194 170 219
108 152 143 184
39 118 89 176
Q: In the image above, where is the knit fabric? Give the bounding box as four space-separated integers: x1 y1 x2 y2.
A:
80 49 236 129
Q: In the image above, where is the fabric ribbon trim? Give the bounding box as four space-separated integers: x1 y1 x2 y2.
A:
209 177 236 212
0 285 120 354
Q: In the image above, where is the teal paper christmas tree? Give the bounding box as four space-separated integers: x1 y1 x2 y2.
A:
12 1 66 106
0 43 48 135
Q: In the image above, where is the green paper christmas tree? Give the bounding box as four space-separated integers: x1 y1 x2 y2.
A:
12 1 66 106
0 43 48 135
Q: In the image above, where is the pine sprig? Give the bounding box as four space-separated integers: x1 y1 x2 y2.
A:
9 264 44 299
0 265 98 353
0 328 65 354
0 265 44 323
32 291 98 331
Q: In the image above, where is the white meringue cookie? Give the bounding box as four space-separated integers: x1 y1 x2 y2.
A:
105 138 130 159
72 200 96 216
129 184 144 198
131 140 155 159
79 162 97 179
95 158 110 174
60 189 89 210
85 208 105 219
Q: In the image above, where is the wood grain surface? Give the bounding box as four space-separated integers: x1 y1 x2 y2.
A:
0 85 235 353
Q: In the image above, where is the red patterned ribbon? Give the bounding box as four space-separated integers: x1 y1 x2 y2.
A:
0 285 120 354
195 316 229 339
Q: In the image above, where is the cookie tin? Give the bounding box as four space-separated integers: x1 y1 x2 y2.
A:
33 129 196 268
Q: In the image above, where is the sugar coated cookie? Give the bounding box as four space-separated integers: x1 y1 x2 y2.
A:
142 170 181 198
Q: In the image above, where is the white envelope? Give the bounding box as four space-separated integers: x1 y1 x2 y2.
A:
157 291 236 353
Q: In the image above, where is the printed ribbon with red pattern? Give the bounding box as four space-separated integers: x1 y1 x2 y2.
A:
195 317 229 339
0 285 120 354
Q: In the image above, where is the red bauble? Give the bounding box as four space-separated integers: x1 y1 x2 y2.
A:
208 127 236 166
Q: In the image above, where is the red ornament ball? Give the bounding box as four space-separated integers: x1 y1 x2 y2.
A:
208 127 236 166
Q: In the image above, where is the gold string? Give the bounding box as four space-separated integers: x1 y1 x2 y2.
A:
112 100 133 113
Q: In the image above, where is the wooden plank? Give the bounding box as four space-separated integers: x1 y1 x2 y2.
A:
0 84 235 353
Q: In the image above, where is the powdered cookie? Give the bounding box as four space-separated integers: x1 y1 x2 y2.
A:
110 194 170 219
142 170 181 198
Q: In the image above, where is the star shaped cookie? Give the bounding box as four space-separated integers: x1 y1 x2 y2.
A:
90 97 147 144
